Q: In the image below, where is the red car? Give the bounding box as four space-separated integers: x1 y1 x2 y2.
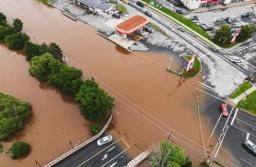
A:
219 103 229 117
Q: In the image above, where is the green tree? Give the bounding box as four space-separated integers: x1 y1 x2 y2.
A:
0 93 31 140
29 53 60 81
13 18 23 32
25 42 41 61
151 142 188 167
4 32 29 50
90 124 100 135
236 24 256 42
75 79 114 121
0 25 15 41
9 141 31 159
48 64 83 96
214 24 232 46
48 43 63 61
0 12 7 25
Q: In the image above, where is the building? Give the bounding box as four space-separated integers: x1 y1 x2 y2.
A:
73 0 116 15
115 15 149 37
180 0 252 10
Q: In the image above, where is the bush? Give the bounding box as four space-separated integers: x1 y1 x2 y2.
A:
236 24 256 42
48 64 83 96
0 12 7 25
13 18 23 32
199 161 210 167
4 32 29 50
75 79 114 121
90 124 100 135
48 43 63 61
0 25 15 41
29 53 60 81
213 24 232 46
9 141 31 159
0 93 32 140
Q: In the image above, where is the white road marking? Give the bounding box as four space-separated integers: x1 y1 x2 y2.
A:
240 157 253 166
101 147 129 167
76 138 121 167
194 87 225 102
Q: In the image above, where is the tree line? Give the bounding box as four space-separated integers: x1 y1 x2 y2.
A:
0 11 114 121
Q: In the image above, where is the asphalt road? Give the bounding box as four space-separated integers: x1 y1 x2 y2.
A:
53 135 130 167
201 92 256 167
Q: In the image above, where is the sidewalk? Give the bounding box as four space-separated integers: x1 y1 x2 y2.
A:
229 85 256 105
192 1 256 13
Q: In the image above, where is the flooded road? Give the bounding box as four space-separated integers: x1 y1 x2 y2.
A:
0 0 224 166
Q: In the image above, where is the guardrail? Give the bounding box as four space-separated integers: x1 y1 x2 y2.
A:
125 150 151 167
44 115 113 167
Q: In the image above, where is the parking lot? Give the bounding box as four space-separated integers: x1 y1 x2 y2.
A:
53 134 131 167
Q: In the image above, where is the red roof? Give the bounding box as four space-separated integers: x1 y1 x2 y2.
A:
115 15 149 35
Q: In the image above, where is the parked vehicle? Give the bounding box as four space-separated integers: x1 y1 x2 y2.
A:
241 12 250 18
218 103 229 117
136 1 144 7
112 13 121 19
190 16 199 21
144 11 152 17
199 23 213 31
143 26 153 33
97 135 113 146
229 56 242 64
244 133 256 154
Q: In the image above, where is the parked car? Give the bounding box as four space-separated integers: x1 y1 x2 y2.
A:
97 135 113 146
229 56 242 64
199 23 213 31
136 1 144 7
244 133 256 154
144 11 152 17
218 103 229 117
190 16 199 21
241 12 250 18
143 26 153 33
112 13 121 19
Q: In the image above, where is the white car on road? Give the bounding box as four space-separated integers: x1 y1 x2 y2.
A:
244 133 256 154
97 135 113 146
229 56 242 64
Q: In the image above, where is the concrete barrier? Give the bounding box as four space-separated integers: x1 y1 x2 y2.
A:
44 115 113 167
125 150 151 167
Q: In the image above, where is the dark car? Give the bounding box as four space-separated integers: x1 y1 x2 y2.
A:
136 1 145 7
112 13 121 19
143 26 153 33
241 12 250 18
144 11 152 17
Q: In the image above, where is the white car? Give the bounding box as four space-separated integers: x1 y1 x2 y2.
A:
97 135 113 146
244 133 256 154
229 56 242 63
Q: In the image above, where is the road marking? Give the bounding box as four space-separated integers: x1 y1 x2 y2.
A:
231 124 256 138
240 157 253 166
230 108 239 126
194 87 225 102
101 147 130 167
76 138 121 167
236 117 256 130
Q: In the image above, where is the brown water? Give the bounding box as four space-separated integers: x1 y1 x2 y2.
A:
0 0 222 166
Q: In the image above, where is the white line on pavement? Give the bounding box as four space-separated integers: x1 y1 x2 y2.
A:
230 108 239 126
76 138 121 167
240 157 253 166
101 147 130 167
236 118 256 130
194 87 225 102
231 124 256 138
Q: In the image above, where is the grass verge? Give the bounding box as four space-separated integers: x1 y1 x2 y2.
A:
237 90 256 115
38 0 49 4
230 81 253 99
142 0 212 41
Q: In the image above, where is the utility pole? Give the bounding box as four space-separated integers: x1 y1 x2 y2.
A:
69 141 74 149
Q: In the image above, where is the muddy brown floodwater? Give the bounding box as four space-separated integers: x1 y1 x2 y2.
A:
0 0 229 166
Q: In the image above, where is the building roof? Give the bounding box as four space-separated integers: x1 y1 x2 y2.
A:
96 3 116 12
115 15 149 35
79 0 102 8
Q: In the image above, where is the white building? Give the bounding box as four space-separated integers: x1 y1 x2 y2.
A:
181 0 252 10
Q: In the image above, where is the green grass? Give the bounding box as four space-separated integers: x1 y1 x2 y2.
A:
149 23 168 36
213 160 225 167
142 0 212 41
237 90 256 115
117 4 127 14
38 0 49 4
230 81 253 99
